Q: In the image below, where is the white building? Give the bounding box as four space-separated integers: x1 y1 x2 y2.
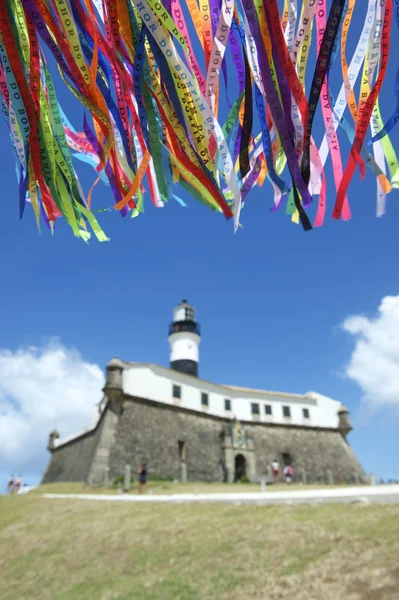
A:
44 300 362 486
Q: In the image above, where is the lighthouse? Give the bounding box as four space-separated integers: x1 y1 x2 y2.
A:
168 299 201 377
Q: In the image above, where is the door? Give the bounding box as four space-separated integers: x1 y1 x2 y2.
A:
234 454 246 482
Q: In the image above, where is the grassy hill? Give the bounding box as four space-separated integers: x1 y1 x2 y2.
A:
1 485 399 599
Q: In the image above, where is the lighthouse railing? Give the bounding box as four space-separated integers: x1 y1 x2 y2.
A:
168 321 201 336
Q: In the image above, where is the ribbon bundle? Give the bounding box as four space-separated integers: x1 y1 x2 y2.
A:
0 0 398 240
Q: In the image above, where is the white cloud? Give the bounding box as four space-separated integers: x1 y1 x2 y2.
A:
341 296 399 409
0 341 104 479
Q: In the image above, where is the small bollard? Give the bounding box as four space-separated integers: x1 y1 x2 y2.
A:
369 473 376 486
149 488 153 495
123 464 131 492
117 485 122 495
301 467 307 485
181 462 187 484
103 466 110 488
194 485 199 494
327 469 334 485
260 479 266 493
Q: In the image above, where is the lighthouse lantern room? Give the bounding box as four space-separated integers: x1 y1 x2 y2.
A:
168 299 201 377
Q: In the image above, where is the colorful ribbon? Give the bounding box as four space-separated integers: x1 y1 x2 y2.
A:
0 0 397 240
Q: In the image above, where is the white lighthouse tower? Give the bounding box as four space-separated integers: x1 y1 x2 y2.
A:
168 299 201 377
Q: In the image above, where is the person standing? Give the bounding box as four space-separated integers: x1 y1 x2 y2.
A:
272 459 280 482
8 474 14 494
283 464 293 483
14 476 22 493
138 464 147 494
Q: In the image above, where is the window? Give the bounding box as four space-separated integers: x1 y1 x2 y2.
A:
225 398 231 411
283 406 291 418
185 306 195 321
178 440 186 461
265 404 272 415
251 403 260 415
201 392 209 406
303 408 310 419
173 384 181 399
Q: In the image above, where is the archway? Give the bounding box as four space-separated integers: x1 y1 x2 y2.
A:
282 452 292 467
234 454 246 482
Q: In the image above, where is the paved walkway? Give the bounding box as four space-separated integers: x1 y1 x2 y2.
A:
43 484 399 505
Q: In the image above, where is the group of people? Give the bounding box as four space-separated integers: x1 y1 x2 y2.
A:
271 460 293 483
7 474 22 494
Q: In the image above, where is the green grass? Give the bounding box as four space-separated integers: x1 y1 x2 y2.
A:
1 491 399 599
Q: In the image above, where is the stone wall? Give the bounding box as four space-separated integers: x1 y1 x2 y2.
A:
87 405 120 486
108 395 365 483
108 396 225 481
247 423 365 484
41 414 105 484
42 394 366 485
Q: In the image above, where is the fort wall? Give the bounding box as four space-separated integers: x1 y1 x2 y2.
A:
43 394 365 485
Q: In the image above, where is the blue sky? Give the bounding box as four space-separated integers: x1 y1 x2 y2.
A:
0 2 398 490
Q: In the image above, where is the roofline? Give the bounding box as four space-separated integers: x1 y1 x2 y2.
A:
51 402 107 450
223 384 304 399
117 361 325 401
51 426 96 450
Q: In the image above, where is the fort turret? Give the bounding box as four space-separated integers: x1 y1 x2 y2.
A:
338 404 352 438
